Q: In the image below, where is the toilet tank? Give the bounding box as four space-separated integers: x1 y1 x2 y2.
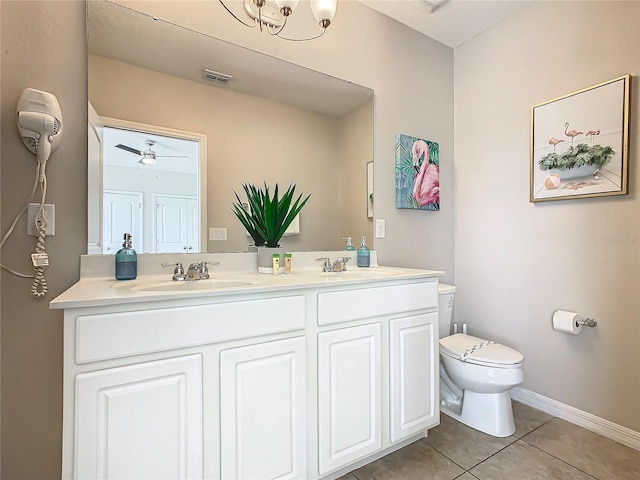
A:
438 283 456 339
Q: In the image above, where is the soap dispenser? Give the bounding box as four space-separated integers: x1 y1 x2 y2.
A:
115 233 137 280
343 237 356 251
357 236 370 267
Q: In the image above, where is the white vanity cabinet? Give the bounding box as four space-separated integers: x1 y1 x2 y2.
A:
75 355 204 479
317 323 382 475
61 295 307 480
220 336 307 480
53 268 440 480
389 313 439 443
314 281 439 477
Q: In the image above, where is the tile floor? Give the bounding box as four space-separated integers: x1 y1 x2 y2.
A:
338 401 640 480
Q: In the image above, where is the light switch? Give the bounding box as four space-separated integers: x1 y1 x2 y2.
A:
375 219 385 238
209 227 227 241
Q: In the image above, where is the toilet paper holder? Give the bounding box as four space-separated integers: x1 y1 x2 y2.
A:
577 317 598 328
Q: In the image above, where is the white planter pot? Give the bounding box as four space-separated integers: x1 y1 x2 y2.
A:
257 247 285 274
550 164 599 180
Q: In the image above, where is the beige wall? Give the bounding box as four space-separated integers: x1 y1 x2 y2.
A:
455 1 640 431
1 1 87 477
338 100 374 244
90 54 362 252
1 1 454 476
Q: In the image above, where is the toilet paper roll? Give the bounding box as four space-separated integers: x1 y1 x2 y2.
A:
552 310 583 335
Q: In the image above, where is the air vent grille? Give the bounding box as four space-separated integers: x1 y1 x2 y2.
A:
203 69 233 84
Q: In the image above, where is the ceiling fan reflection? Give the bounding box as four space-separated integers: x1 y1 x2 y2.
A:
115 139 188 165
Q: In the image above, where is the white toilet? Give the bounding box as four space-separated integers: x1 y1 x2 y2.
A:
438 283 524 437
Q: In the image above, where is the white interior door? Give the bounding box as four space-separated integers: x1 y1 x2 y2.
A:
187 198 200 252
103 190 143 253
155 195 190 253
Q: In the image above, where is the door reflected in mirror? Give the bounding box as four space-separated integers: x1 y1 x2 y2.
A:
87 0 374 254
101 125 202 254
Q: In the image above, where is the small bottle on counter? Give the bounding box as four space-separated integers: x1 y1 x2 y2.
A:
357 236 370 268
284 253 292 274
343 237 356 251
115 233 137 280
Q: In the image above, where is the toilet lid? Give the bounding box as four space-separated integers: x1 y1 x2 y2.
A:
440 333 523 367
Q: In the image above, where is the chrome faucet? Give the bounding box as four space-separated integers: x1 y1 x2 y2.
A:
161 262 186 281
317 256 351 272
186 261 218 281
161 260 218 281
331 256 351 272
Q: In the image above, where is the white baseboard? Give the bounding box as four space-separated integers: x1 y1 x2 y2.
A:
511 386 640 451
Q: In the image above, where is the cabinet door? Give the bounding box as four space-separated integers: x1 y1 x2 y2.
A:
318 324 382 475
75 355 203 480
220 337 306 480
389 313 438 443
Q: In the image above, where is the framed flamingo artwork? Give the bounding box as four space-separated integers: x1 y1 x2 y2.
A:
395 133 440 210
530 74 631 202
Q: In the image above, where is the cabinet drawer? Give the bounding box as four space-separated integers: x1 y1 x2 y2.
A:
76 296 305 363
317 282 437 325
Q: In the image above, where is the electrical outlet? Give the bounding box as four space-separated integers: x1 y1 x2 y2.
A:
209 227 227 241
375 219 385 238
27 203 55 236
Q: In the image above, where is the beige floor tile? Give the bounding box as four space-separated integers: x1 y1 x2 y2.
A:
455 473 480 480
523 418 640 480
424 413 517 469
471 440 595 479
354 439 464 480
512 401 554 438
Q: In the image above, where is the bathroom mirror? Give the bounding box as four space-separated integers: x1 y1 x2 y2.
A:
87 0 374 254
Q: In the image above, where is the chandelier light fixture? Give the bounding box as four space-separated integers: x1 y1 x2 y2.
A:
219 0 338 41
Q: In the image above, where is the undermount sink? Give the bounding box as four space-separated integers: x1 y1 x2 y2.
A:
115 278 257 292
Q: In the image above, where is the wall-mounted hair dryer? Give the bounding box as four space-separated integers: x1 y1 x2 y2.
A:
16 88 63 179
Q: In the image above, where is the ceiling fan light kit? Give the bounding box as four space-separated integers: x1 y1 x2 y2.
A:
115 139 187 166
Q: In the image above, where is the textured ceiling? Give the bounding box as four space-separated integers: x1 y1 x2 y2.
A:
88 1 373 118
357 0 533 48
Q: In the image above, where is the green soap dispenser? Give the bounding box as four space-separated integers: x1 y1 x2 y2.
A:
357 236 370 267
115 233 137 280
343 237 356 251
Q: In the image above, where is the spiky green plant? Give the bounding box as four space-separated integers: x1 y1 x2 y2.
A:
231 182 311 248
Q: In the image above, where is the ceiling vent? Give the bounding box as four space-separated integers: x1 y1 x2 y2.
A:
202 69 233 85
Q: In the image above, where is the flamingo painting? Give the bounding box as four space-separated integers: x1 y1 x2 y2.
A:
548 137 565 151
410 140 440 207
585 129 600 142
564 122 583 144
395 134 440 210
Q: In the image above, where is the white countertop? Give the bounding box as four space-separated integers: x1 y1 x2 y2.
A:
50 264 442 310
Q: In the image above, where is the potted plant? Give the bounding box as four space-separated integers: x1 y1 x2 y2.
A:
231 182 311 273
538 144 614 179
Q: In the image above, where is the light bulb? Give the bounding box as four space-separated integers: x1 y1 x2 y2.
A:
310 0 337 28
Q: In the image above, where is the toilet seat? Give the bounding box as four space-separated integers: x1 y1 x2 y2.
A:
440 333 523 368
